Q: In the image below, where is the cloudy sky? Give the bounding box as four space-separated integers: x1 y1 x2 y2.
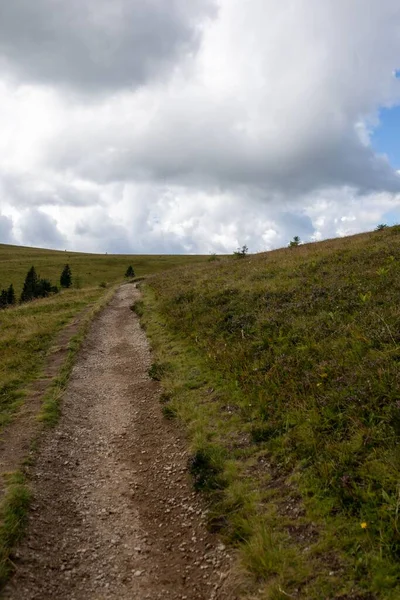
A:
1 0 400 254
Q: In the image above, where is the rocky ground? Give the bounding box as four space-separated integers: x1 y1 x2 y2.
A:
3 284 237 600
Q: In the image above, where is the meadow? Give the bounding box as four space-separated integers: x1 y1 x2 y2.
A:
140 227 400 599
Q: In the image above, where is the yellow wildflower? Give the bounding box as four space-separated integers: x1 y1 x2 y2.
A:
361 522 367 529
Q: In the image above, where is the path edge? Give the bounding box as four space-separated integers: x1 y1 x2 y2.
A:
0 282 123 589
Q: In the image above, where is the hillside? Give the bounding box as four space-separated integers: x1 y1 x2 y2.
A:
140 227 400 599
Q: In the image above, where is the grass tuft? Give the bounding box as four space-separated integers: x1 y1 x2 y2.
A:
161 404 178 420
131 300 144 316
148 362 170 381
188 446 227 492
0 472 31 586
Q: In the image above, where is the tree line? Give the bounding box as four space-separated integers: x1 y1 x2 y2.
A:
0 264 72 309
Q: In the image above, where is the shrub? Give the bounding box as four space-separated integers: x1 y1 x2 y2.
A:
233 245 248 258
36 278 58 298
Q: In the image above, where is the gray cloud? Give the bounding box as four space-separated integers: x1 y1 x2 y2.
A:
18 209 66 249
0 0 215 93
0 172 102 208
56 121 400 196
0 213 16 244
75 215 133 254
73 200 190 254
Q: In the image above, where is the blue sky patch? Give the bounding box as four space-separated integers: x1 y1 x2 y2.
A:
371 105 400 169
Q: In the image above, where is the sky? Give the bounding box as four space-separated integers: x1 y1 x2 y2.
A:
1 0 400 255
372 106 400 169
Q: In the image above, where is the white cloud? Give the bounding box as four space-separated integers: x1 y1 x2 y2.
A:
0 1 400 253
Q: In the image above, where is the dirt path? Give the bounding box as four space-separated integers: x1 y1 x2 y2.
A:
3 284 236 600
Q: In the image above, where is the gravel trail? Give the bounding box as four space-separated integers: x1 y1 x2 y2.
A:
3 284 236 600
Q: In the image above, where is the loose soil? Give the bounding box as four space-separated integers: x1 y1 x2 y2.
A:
3 284 237 600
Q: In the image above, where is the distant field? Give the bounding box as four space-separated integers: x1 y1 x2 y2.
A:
0 243 208 296
0 243 207 429
141 227 400 599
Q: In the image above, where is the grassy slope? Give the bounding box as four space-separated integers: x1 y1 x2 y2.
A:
141 227 400 599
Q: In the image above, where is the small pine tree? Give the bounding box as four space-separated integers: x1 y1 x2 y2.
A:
6 284 15 305
125 265 135 278
289 236 301 247
60 264 72 288
20 266 39 302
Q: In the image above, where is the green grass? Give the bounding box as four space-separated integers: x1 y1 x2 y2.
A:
0 243 208 297
140 226 400 599
0 471 31 586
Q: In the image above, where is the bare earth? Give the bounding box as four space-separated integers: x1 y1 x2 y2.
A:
3 284 236 600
